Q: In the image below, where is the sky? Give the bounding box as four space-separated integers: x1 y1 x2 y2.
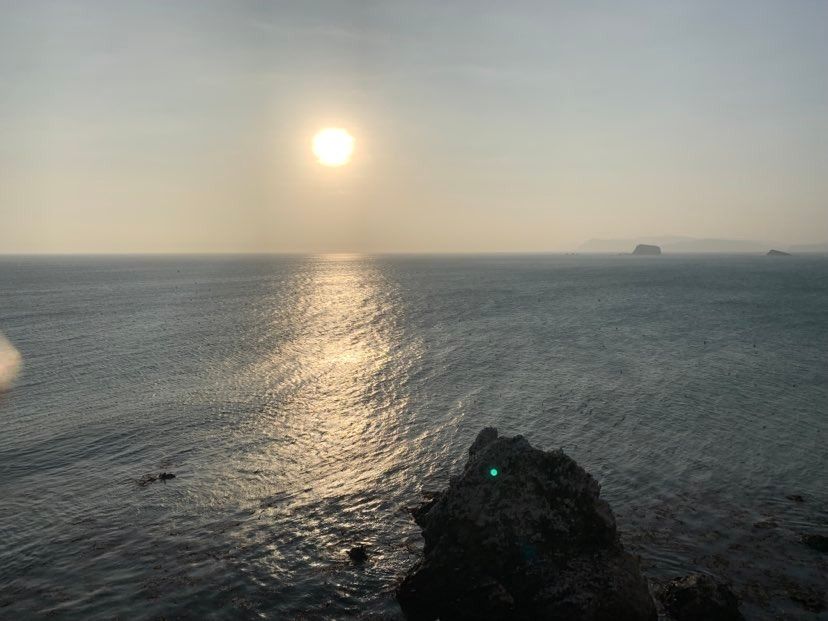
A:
1 0 827 253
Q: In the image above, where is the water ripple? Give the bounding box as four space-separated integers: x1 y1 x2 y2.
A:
0 254 826 619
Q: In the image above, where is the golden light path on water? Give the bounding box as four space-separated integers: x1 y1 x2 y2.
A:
272 255 411 497
226 255 431 597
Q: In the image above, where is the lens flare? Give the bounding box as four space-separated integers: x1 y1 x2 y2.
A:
0 332 21 392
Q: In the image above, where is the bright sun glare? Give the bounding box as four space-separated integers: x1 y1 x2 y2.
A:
312 128 354 167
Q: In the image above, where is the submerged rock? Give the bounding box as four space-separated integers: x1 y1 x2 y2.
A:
348 545 369 564
656 574 744 620
138 472 176 486
138 474 158 487
397 428 656 620
632 244 661 256
800 533 828 553
752 518 778 530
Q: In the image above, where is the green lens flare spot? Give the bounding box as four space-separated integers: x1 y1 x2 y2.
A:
489 468 499 477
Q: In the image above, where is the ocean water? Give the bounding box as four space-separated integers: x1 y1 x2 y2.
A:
0 254 826 620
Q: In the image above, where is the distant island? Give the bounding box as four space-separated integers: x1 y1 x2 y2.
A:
580 236 828 254
632 243 661 256
767 249 791 256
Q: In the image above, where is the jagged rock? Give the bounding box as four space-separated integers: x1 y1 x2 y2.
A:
397 428 656 620
656 574 744 620
632 244 661 256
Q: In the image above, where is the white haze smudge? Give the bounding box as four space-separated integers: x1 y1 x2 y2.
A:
0 332 21 392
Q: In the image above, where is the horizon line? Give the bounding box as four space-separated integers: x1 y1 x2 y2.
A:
2 250 826 257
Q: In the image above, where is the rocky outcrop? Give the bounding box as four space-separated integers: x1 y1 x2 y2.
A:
632 244 661 256
656 574 744 620
766 249 791 256
397 428 656 620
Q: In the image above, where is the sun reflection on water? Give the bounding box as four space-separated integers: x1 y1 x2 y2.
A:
287 258 408 494
241 256 421 546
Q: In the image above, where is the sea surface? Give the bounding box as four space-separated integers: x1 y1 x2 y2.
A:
0 254 826 620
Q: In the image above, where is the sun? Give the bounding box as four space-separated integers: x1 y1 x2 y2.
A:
312 128 354 167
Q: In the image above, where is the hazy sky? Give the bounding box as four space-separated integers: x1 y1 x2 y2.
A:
2 0 827 253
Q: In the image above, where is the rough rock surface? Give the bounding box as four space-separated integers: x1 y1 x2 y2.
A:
397 428 656 620
656 574 744 620
632 243 662 255
800 533 828 553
